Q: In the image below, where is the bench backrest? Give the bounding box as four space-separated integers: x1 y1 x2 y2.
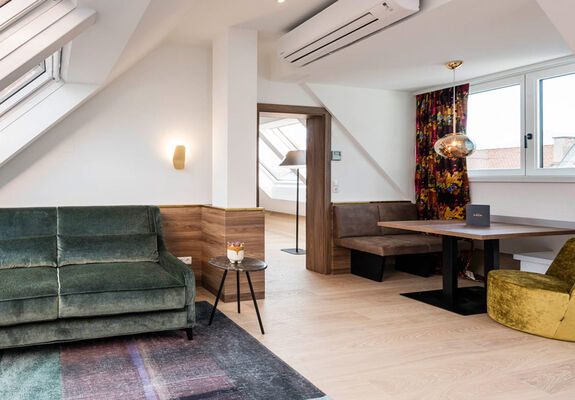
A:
333 202 418 239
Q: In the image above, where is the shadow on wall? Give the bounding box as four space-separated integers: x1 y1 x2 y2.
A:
0 111 81 195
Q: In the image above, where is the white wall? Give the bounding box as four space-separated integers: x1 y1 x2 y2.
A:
211 28 258 209
0 43 212 207
257 78 415 214
259 189 306 216
471 181 575 254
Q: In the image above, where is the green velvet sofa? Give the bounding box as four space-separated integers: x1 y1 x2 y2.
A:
0 206 195 349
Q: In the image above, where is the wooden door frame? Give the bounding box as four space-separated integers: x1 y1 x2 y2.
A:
257 103 332 274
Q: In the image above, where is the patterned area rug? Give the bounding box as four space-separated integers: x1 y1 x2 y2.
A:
0 302 328 400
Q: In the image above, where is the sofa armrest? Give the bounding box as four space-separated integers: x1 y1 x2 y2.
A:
158 251 196 326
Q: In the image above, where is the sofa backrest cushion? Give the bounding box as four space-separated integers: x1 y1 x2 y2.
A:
0 208 57 239
0 208 57 268
0 236 57 269
334 204 380 239
57 233 159 266
378 202 418 235
57 206 154 235
57 206 159 267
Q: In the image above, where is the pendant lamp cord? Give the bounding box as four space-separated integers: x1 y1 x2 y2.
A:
452 68 456 135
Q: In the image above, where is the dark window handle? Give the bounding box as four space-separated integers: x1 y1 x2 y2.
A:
524 133 533 149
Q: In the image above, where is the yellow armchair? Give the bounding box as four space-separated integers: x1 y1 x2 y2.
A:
487 238 575 341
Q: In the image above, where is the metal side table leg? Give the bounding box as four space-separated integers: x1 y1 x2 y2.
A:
245 271 264 334
237 270 241 313
209 269 228 325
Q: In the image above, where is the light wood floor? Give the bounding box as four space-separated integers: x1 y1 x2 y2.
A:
196 212 575 400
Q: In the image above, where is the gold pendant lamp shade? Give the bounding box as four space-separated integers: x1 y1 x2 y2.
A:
434 60 476 159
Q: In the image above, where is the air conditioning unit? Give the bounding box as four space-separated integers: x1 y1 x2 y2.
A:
278 0 420 67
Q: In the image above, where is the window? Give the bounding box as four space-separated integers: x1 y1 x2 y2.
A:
0 0 46 31
0 49 61 117
538 72 575 169
467 61 575 179
467 82 522 171
258 118 306 183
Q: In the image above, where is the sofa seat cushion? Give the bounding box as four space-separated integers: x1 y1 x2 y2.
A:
335 234 443 256
0 267 59 327
58 262 186 318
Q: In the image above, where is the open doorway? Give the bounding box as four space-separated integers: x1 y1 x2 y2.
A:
258 115 307 262
257 104 332 274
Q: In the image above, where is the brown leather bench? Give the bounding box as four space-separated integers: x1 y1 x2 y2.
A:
333 202 443 281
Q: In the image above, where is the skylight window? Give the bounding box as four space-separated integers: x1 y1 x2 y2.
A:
259 118 307 183
0 49 60 117
0 0 46 31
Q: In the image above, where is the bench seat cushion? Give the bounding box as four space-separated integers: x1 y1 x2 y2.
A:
58 262 186 318
335 234 443 256
0 267 59 327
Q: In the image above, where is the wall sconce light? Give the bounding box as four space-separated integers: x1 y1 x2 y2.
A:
173 145 186 170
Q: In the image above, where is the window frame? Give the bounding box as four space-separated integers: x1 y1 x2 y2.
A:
525 63 575 178
467 75 526 179
0 0 46 31
467 60 575 182
0 49 61 119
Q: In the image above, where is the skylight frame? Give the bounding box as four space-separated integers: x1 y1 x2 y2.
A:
0 0 47 32
0 48 61 117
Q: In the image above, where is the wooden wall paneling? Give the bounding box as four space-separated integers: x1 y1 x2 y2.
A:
160 205 265 301
330 205 351 274
201 207 266 302
201 206 227 296
306 114 332 274
222 209 265 302
159 206 202 282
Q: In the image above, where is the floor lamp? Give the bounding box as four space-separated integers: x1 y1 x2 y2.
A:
279 150 306 255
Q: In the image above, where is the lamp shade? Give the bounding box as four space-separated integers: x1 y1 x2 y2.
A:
173 145 186 169
279 150 306 168
434 133 476 159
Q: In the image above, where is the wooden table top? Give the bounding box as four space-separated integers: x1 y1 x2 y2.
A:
377 220 575 240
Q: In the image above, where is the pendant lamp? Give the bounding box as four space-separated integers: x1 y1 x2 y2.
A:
434 60 476 159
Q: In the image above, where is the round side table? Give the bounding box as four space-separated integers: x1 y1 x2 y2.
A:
207 256 267 334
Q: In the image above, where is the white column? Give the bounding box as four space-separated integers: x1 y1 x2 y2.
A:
211 28 258 208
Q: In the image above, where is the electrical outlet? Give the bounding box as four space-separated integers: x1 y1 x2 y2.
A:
178 256 192 265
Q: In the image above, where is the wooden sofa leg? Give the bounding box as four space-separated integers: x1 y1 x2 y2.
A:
350 250 385 282
185 328 193 340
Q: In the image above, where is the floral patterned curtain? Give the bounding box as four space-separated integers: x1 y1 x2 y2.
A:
415 84 471 221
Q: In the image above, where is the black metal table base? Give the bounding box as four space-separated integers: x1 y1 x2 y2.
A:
208 270 265 334
401 286 487 316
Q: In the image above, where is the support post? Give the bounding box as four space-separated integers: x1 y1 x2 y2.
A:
442 235 459 308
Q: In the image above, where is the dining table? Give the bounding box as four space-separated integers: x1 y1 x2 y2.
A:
377 219 575 315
